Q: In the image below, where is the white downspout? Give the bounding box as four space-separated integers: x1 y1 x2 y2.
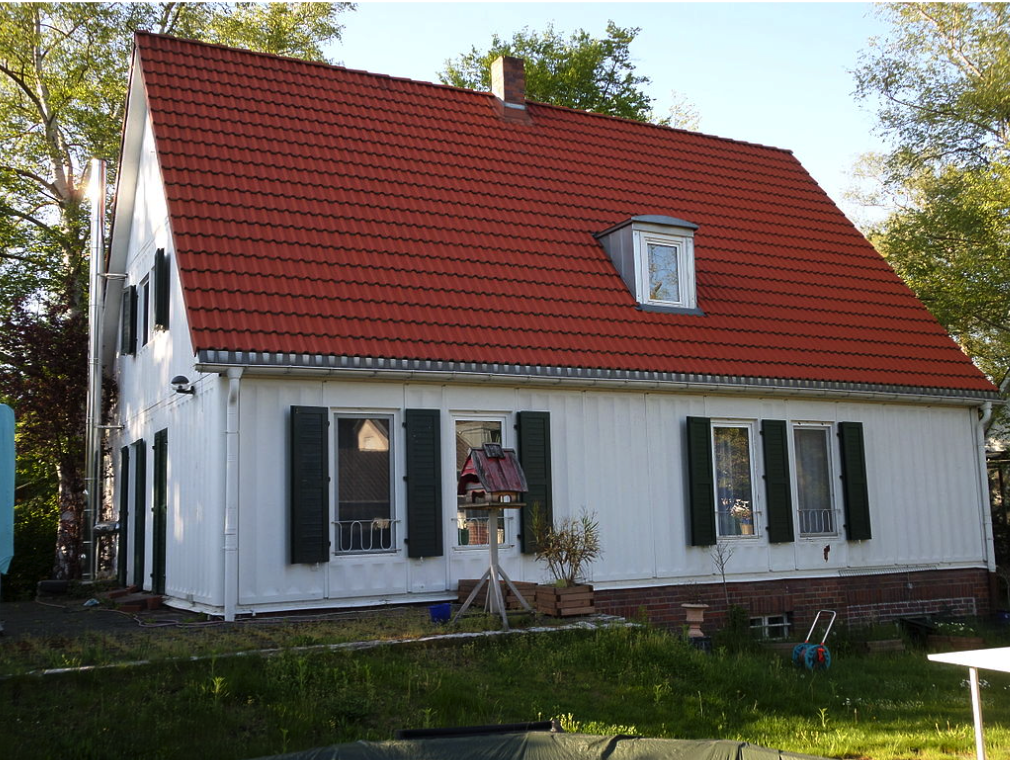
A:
84 158 106 581
976 402 995 572
224 367 243 621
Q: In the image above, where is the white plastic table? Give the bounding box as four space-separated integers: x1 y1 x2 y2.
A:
928 647 1010 760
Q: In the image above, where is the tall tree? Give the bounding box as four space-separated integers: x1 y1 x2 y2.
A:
854 3 1010 398
440 22 658 123
0 2 353 580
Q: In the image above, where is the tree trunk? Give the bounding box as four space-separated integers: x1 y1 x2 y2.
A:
53 453 85 580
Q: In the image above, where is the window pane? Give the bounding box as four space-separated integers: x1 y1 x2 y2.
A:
714 426 753 537
455 420 502 472
648 243 680 302
795 427 834 534
455 420 503 546
336 417 391 551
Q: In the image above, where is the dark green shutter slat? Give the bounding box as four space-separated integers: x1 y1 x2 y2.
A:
762 419 795 543
405 409 442 558
120 285 136 355
838 421 871 541
118 446 130 586
154 248 169 329
686 416 716 546
133 440 146 587
152 429 168 595
517 411 552 554
290 406 330 563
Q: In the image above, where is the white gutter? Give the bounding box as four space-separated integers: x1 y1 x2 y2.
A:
223 367 243 621
84 158 106 581
977 402 996 572
195 359 997 409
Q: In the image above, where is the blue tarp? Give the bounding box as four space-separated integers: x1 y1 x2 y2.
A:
0 403 14 574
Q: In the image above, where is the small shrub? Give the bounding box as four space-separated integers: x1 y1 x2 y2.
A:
530 506 601 587
4 493 58 600
713 604 759 653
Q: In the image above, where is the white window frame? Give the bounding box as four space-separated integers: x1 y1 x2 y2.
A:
331 412 397 554
791 422 840 538
634 226 697 310
711 419 759 539
452 414 513 550
750 613 792 640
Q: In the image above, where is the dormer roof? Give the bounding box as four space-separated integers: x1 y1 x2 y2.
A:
125 32 997 398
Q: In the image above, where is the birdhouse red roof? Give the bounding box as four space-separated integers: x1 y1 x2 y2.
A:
457 444 529 497
129 32 997 398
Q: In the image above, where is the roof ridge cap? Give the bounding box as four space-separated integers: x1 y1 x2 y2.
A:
134 31 795 156
525 99 795 156
134 30 503 102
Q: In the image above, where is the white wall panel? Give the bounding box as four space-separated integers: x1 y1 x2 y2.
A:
127 368 990 612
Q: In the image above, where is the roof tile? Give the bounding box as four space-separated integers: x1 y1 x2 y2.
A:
134 33 995 394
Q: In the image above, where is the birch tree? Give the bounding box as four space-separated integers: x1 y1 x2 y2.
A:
0 2 352 580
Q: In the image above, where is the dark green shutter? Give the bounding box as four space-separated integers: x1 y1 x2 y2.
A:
121 285 137 355
153 248 169 329
404 409 442 558
517 411 552 554
838 421 871 540
290 406 330 563
133 440 146 587
686 416 716 546
152 429 168 595
118 445 130 586
761 419 795 543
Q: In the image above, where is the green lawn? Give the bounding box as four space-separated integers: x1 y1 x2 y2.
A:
2 620 1008 760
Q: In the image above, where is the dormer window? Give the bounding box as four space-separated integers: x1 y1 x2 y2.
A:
596 215 701 314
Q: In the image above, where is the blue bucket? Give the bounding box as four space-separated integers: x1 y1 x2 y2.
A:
429 602 451 624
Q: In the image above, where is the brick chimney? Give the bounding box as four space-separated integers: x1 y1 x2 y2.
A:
490 56 531 124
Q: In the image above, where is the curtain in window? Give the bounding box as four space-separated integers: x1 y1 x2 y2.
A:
714 426 753 536
336 417 392 552
794 428 833 534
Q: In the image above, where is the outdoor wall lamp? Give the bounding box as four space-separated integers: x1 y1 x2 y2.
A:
171 375 195 395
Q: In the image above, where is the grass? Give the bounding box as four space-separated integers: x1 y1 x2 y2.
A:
2 612 1010 759
0 605 562 676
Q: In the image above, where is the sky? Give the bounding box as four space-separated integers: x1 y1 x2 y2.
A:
328 1 893 225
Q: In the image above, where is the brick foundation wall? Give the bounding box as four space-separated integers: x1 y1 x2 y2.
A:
595 567 991 632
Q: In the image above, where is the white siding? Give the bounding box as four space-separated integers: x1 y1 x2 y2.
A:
227 377 990 613
109 103 224 606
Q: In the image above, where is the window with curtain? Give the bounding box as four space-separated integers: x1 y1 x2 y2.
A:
335 416 393 552
794 426 836 535
713 424 755 537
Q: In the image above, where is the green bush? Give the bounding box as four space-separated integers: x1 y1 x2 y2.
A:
713 604 759 653
3 493 57 601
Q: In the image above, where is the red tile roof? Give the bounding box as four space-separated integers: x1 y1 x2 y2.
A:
133 32 996 395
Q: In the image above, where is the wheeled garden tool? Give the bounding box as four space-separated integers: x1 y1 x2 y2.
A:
792 609 836 671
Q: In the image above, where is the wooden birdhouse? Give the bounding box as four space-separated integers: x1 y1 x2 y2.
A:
456 443 528 505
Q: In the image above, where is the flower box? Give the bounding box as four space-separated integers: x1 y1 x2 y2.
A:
536 584 594 617
927 634 984 651
864 638 905 654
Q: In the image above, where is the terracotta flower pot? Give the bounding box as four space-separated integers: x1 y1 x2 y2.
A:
681 603 710 638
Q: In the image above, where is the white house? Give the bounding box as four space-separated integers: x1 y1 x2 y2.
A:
94 33 1000 628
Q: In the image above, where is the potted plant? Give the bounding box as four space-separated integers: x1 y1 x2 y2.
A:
531 507 602 617
730 499 753 535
